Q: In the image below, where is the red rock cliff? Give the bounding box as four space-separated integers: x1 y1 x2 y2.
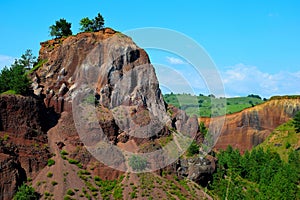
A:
0 95 56 200
200 98 300 152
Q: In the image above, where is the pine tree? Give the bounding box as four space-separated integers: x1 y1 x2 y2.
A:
293 111 300 133
49 18 72 38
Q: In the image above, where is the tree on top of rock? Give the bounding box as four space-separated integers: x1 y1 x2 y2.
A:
79 17 94 32
79 13 105 32
93 13 105 31
49 18 72 38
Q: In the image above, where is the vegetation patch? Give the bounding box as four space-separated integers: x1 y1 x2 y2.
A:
164 93 265 117
51 181 58 186
66 189 75 196
47 159 55 167
129 155 148 171
13 184 40 200
47 172 53 178
27 59 48 74
209 146 300 199
186 141 199 157
0 50 35 95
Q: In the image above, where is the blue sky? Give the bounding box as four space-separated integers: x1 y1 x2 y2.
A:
0 0 300 97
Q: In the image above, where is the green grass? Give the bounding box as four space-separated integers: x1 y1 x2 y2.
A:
163 93 265 117
26 59 48 75
1 90 17 95
257 120 300 161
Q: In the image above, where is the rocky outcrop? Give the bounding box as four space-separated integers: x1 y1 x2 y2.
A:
201 98 300 152
176 155 215 186
168 105 203 142
0 95 56 199
0 154 25 200
31 28 172 145
33 28 166 117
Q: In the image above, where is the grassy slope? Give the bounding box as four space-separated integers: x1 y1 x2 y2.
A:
257 120 300 162
163 94 265 117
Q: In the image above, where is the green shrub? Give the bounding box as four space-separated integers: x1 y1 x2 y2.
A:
3 134 9 141
47 159 55 166
47 172 53 178
63 195 73 200
76 163 83 168
129 155 147 171
94 176 101 182
113 186 123 199
68 159 79 165
60 150 69 156
130 191 137 199
13 184 40 200
66 189 75 196
51 181 58 186
187 141 199 157
78 170 90 175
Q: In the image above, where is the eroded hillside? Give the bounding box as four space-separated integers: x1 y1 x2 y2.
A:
201 97 300 152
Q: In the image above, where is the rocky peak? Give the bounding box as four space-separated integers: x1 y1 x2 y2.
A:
33 28 165 116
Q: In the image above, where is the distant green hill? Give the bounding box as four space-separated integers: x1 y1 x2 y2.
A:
163 93 265 117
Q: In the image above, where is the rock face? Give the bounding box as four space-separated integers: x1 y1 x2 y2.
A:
32 28 171 144
29 28 203 172
33 28 166 117
176 155 215 186
0 95 55 200
168 105 203 142
201 98 300 153
0 28 205 198
0 154 25 200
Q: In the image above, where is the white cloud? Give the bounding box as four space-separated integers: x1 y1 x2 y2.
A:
166 56 186 65
156 62 299 98
221 64 300 97
0 55 15 70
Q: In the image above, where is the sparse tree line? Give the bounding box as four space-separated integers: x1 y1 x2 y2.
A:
49 13 105 38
